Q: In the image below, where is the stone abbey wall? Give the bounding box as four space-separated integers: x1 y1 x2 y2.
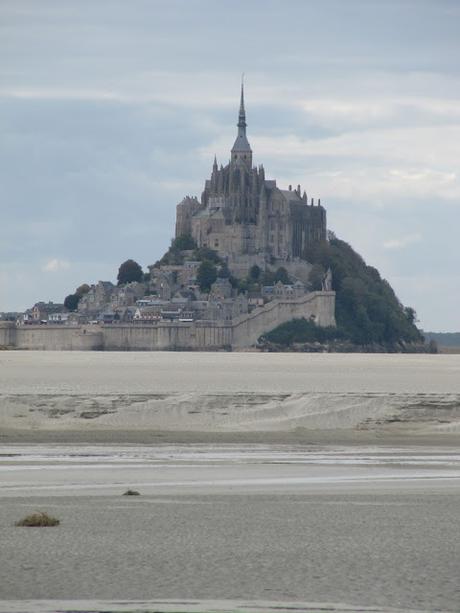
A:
0 292 335 351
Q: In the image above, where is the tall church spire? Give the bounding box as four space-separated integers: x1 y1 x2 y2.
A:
231 76 252 167
238 77 247 130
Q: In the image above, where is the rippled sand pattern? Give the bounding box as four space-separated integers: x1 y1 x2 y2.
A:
2 391 460 437
1 352 460 441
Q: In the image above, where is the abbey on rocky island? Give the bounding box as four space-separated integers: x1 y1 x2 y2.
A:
0 83 336 351
176 83 327 279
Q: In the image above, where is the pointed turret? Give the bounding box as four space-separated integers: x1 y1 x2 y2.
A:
231 77 252 168
238 81 247 130
211 155 219 191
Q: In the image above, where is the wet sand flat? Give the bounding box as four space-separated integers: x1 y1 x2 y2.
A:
1 351 460 395
2 490 460 611
1 445 460 612
1 352 460 612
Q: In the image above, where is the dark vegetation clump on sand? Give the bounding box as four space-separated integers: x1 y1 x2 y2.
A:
123 489 141 496
15 511 60 527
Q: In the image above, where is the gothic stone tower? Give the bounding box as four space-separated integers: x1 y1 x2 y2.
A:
231 84 252 169
175 83 327 276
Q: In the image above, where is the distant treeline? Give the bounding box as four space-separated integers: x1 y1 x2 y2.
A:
423 332 460 347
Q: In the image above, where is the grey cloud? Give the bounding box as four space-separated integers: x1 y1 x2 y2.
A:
0 0 459 330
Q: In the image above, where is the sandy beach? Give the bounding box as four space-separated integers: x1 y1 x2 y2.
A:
1 352 460 612
1 443 460 612
1 352 459 445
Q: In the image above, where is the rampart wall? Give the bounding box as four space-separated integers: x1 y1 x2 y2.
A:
0 322 103 351
102 322 233 351
0 292 335 351
232 291 335 348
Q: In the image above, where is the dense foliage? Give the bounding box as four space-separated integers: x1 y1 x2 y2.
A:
231 266 292 294
156 236 227 292
193 246 222 264
263 318 341 345
64 283 91 312
197 260 218 291
157 235 198 266
117 259 143 285
75 284 90 296
63 293 80 312
303 237 423 346
173 234 197 251
261 266 290 285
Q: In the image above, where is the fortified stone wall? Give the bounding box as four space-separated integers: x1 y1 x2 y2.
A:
0 322 16 347
102 322 233 351
0 292 335 351
0 323 103 351
232 291 336 348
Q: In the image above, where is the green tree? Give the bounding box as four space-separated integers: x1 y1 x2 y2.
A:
194 246 222 264
172 234 197 251
309 264 325 291
249 264 261 281
76 283 90 297
236 278 249 293
64 293 80 312
218 263 231 278
117 259 143 285
305 236 423 346
404 307 417 325
261 270 276 285
262 318 341 346
197 260 217 292
274 267 290 284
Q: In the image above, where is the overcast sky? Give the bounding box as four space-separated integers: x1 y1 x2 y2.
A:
1 0 459 331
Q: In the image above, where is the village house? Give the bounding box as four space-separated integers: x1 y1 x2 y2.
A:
78 281 115 316
48 312 70 324
111 282 145 308
31 301 65 323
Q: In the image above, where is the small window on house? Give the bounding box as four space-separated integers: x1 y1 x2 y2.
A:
214 240 219 248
